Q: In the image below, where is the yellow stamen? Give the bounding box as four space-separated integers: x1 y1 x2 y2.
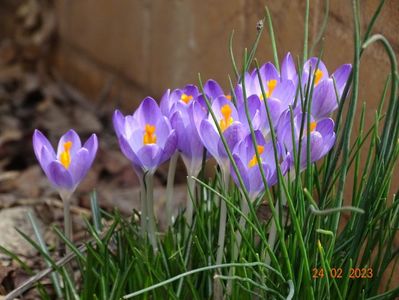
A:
260 79 278 100
60 141 72 169
248 145 265 168
181 93 193 104
143 124 157 144
310 121 317 132
225 94 232 101
315 69 323 85
219 104 233 132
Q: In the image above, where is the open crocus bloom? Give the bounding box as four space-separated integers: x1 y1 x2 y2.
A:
160 84 199 117
231 131 290 200
277 109 336 171
198 96 246 173
33 129 98 193
113 97 177 175
302 57 352 100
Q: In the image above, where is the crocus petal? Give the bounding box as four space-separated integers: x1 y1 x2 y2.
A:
160 89 171 116
57 129 81 158
33 129 55 162
332 64 352 98
204 79 224 100
281 52 297 81
160 130 177 164
199 119 220 160
311 79 337 119
113 110 126 138
118 135 142 168
82 134 98 165
231 154 250 191
47 161 74 190
137 144 162 172
68 148 90 185
133 97 163 126
258 62 279 82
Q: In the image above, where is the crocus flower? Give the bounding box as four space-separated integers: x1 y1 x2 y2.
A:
277 109 335 171
113 97 177 175
198 96 246 174
170 98 206 177
160 84 199 117
203 79 232 101
33 129 98 194
302 57 352 100
231 131 290 200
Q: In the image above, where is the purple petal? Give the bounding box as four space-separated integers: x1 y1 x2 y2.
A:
57 129 81 158
199 119 220 160
113 110 125 138
118 135 142 168
332 64 352 98
311 79 337 119
281 52 297 81
231 154 250 191
33 129 55 163
47 161 74 190
82 134 98 167
133 97 162 127
137 144 162 172
68 148 90 185
271 80 296 107
160 130 177 164
258 62 279 82
204 79 224 100
160 89 171 117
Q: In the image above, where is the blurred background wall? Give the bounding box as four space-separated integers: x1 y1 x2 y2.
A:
51 0 399 114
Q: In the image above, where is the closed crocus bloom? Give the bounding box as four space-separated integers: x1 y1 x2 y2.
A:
277 109 336 171
203 79 233 101
280 52 298 82
113 97 177 175
198 96 246 173
231 131 290 200
170 99 205 177
160 84 199 117
33 129 98 193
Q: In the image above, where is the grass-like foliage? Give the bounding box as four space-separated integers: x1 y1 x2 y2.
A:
2 0 399 299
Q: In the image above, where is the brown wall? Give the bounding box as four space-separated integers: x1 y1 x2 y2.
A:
53 0 399 112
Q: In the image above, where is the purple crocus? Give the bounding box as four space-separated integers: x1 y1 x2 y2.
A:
302 57 352 100
231 131 290 200
160 84 199 118
277 109 336 171
33 129 98 193
198 96 246 174
113 97 177 175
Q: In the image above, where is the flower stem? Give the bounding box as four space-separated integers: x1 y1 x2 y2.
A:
265 190 286 265
226 192 250 294
214 171 229 299
166 152 178 227
145 174 158 252
185 174 196 226
139 177 147 237
60 191 72 254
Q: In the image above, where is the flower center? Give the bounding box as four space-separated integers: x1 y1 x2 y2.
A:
248 145 265 168
143 124 157 144
310 121 317 132
60 141 72 169
315 69 323 85
181 93 193 104
219 104 233 132
260 79 278 100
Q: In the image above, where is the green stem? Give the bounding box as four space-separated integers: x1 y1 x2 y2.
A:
226 191 250 295
166 152 178 227
145 174 158 252
60 191 72 254
139 177 147 237
185 174 196 226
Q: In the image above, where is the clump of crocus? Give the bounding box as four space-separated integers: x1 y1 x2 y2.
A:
33 129 98 244
113 97 177 250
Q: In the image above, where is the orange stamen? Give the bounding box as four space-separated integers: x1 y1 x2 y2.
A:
315 69 323 85
60 141 72 169
181 93 193 104
219 104 233 132
310 121 317 132
143 124 157 144
248 145 265 168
